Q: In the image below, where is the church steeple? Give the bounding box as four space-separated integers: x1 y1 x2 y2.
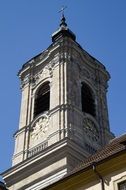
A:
2 14 114 190
52 13 76 42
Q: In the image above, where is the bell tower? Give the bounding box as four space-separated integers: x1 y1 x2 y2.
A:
2 15 114 190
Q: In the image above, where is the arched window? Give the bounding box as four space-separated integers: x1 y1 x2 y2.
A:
34 82 50 118
81 83 96 117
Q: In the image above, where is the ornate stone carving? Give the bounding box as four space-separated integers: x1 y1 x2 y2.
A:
31 114 49 140
32 61 56 87
44 61 55 78
81 68 96 83
83 117 99 142
82 68 90 79
72 61 96 85
32 68 49 86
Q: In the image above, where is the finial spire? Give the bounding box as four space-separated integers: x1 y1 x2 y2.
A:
52 6 76 42
59 6 67 18
59 6 67 28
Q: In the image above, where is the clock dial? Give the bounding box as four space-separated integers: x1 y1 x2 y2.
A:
83 118 99 142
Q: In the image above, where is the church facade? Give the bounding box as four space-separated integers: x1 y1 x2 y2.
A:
2 15 117 190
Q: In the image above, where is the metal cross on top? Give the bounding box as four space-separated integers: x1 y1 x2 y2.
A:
59 6 67 17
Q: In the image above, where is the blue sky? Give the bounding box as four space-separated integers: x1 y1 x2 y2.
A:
0 1 126 173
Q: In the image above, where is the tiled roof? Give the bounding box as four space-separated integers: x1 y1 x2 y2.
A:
43 134 126 190
70 133 126 175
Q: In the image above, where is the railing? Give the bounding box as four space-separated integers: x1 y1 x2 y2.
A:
28 141 48 158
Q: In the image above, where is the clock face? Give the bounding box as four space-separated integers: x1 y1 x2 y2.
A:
28 114 49 157
31 116 49 140
30 114 49 147
83 117 99 142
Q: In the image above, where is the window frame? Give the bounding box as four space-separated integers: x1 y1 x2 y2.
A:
34 81 50 118
81 82 96 117
114 176 126 190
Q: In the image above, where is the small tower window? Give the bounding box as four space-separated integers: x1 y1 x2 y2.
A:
81 83 96 117
34 82 50 118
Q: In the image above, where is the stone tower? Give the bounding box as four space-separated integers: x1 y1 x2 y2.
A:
2 15 114 190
